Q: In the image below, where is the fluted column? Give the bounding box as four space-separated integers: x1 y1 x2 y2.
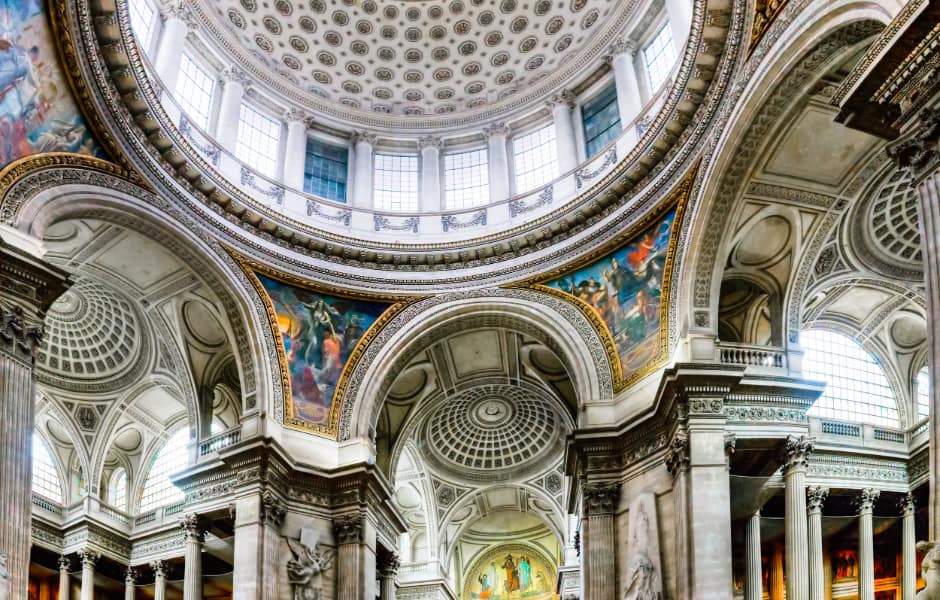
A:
665 435 691 600
261 492 284 600
153 3 190 91
606 41 642 127
351 133 376 208
580 483 620 600
484 123 511 203
549 91 578 174
181 514 207 600
125 568 137 600
58 556 71 600
783 435 814 600
377 553 400 600
0 240 69 600
215 67 249 153
283 109 309 190
79 550 97 600
418 137 442 212
744 512 762 600
334 516 373 600
856 488 880 600
151 561 167 600
900 494 916 600
807 486 829 600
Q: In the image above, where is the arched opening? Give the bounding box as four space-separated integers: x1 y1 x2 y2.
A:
139 427 190 512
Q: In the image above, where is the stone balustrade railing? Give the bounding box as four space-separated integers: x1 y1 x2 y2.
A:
198 426 242 456
809 418 924 452
717 342 787 369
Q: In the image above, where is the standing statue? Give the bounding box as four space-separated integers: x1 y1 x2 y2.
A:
623 494 663 600
286 537 333 600
917 541 940 600
0 551 10 600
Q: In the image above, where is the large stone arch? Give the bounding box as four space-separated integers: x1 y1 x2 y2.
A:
338 286 615 442
682 0 897 342
0 155 279 422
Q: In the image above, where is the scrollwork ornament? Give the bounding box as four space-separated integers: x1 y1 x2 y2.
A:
581 482 620 516
781 435 814 475
664 434 690 476
78 549 98 568
723 432 736 466
261 490 286 528
0 305 45 364
179 513 207 542
58 556 70 572
150 560 168 578
899 493 915 516
806 486 829 513
888 107 940 180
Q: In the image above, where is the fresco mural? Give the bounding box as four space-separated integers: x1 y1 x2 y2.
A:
464 547 555 600
0 0 98 164
254 274 391 432
544 208 677 381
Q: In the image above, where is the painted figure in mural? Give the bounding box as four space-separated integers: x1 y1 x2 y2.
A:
502 554 520 594
546 209 676 379
519 556 531 591
257 274 388 429
477 573 493 599
0 0 96 163
485 562 499 596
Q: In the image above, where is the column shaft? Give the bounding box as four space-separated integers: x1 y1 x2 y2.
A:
334 517 376 600
153 569 166 600
351 134 375 208
154 15 187 91
901 495 916 600
783 436 813 600
125 570 136 600
857 489 880 600
283 114 308 190
58 558 70 600
769 543 784 600
550 95 578 174
215 71 245 153
580 484 619 600
609 46 642 126
79 553 96 600
807 487 829 600
419 139 442 212
744 512 762 600
484 125 511 203
182 515 206 600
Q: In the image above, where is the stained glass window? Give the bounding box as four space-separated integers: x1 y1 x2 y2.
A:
236 104 281 178
374 154 419 212
803 329 899 427
513 124 559 194
582 83 621 159
32 435 63 503
445 148 490 209
139 428 189 511
304 139 348 202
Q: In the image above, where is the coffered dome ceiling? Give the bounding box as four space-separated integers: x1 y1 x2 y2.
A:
196 0 650 125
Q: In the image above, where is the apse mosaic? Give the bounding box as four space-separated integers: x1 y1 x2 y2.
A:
463 546 556 600
254 274 391 433
544 208 677 383
0 0 98 163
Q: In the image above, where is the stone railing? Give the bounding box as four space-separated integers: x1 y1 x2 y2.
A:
810 418 910 452
154 66 671 244
717 342 787 369
198 426 242 456
31 493 63 515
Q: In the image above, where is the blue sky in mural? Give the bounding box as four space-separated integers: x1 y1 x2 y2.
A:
256 274 390 429
0 0 98 164
545 208 676 377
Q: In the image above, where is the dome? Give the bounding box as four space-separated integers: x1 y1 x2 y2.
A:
195 0 657 125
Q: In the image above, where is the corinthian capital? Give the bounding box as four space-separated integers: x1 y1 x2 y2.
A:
352 131 377 146
546 90 575 110
887 107 940 179
78 549 98 569
899 493 915 516
180 513 207 542
664 434 690 476
333 515 364 545
261 490 286 528
418 136 443 151
482 122 510 139
781 435 814 475
855 488 880 514
806 486 829 513
581 482 620 516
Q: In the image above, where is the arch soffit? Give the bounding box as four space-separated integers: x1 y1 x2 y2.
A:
0 155 275 418
684 1 894 336
340 287 614 442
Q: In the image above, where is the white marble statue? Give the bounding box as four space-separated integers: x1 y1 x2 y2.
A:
286 535 333 600
0 551 10 600
623 494 662 600
917 541 940 600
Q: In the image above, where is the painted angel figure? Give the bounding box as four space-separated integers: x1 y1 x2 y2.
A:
286 537 333 600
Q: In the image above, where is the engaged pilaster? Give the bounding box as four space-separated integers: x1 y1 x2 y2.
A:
605 40 642 128
782 435 813 600
483 123 511 203
334 515 374 600
215 67 250 151
665 434 691 600
351 132 377 208
580 482 620 600
418 137 443 212
806 486 829 600
548 92 578 173
856 488 880 600
283 109 311 190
